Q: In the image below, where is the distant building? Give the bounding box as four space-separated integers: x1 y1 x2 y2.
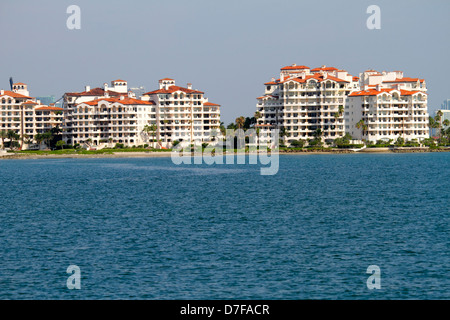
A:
0 82 63 149
346 70 429 142
141 78 221 146
62 79 135 146
436 108 450 129
72 95 156 147
36 95 55 106
256 64 359 144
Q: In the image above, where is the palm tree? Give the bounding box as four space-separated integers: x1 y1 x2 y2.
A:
219 121 226 137
34 133 44 148
253 111 262 145
443 119 450 128
334 112 340 121
334 105 344 122
7 130 20 150
313 128 323 140
43 131 53 149
254 111 262 125
0 130 7 149
356 119 368 138
143 124 157 148
436 110 443 139
235 116 245 130
280 126 289 145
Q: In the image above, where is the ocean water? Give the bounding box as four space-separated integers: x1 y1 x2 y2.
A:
0 153 448 300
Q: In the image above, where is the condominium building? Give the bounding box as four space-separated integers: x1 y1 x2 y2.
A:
1 83 63 149
63 78 221 148
256 64 359 144
141 78 221 146
71 95 156 147
346 70 429 142
63 80 136 146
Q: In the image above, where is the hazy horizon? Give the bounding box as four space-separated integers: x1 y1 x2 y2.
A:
1 0 449 124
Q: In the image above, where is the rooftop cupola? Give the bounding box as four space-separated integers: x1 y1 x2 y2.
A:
159 78 175 90
12 82 29 96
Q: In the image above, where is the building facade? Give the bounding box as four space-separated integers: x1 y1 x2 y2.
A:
63 78 221 148
63 80 135 146
141 78 221 146
256 65 359 144
1 83 63 149
72 95 156 147
346 70 429 142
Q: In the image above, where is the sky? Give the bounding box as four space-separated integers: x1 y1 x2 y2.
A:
0 0 449 124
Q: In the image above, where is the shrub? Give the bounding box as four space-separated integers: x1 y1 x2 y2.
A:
290 139 305 148
114 143 125 149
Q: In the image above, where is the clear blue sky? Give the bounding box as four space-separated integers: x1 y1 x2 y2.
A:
1 0 449 124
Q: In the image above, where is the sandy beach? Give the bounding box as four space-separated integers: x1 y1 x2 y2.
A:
1 147 449 160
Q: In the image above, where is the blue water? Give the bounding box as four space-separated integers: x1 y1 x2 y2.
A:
0 153 448 299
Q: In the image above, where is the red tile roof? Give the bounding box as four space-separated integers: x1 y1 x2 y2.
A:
65 87 125 97
285 73 349 84
0 90 32 99
264 79 281 85
383 77 425 83
79 97 155 106
143 85 204 95
311 66 339 72
22 100 38 105
281 65 310 70
13 82 27 86
349 88 424 97
112 79 127 82
159 78 174 81
257 95 277 100
35 106 64 111
204 102 220 106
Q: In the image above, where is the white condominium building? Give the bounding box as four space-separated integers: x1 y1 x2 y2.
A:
72 95 156 147
256 64 359 144
1 83 63 149
346 70 429 142
63 80 138 146
141 78 221 146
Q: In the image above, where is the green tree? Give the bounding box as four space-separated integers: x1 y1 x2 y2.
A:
235 116 245 130
395 136 405 147
143 124 157 148
56 140 66 150
7 130 20 150
0 130 7 149
435 111 443 139
356 119 368 137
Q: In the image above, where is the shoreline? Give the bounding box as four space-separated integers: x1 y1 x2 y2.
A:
1 147 449 160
